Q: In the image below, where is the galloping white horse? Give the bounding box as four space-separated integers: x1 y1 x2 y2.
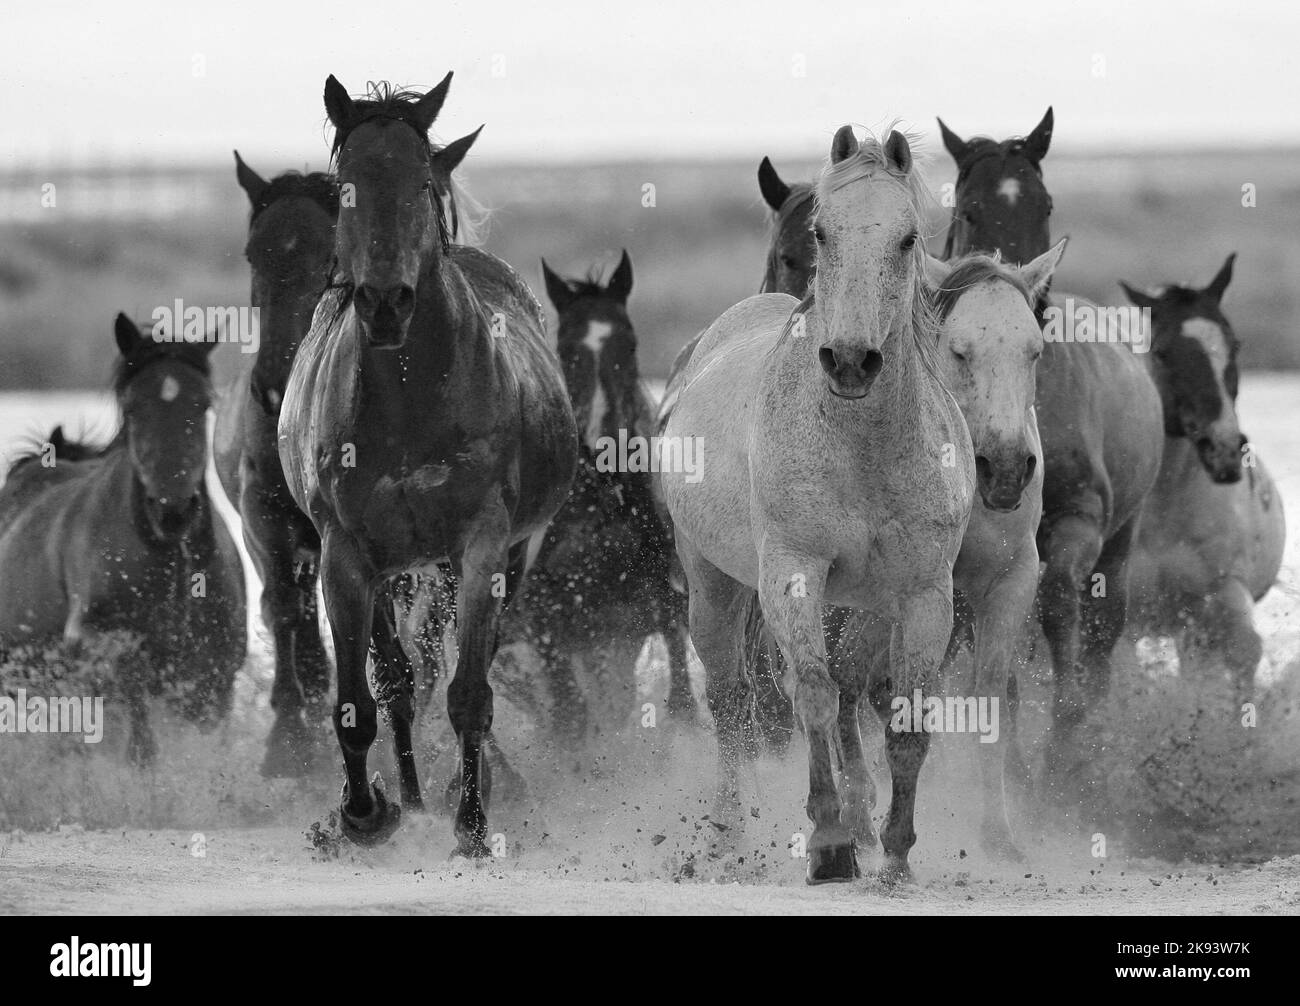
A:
662 126 975 883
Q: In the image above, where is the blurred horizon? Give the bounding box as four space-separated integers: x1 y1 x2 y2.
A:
3 1 1299 169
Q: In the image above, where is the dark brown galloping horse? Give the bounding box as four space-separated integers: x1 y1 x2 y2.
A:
278 74 577 853
214 158 338 776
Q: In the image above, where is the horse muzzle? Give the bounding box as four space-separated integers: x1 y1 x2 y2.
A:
1195 435 1245 484
144 493 201 539
355 283 415 349
819 346 883 399
975 451 1037 513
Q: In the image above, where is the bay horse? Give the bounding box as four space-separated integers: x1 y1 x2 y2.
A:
939 110 1164 802
498 250 693 741
0 314 246 763
662 126 975 884
278 75 577 853
214 155 338 776
1121 255 1285 699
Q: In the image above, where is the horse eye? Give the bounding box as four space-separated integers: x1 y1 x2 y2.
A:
780 255 799 269
952 349 966 362
900 233 918 252
813 226 826 244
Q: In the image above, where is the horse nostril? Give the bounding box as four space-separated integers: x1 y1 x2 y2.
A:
1024 454 1037 483
975 455 993 483
860 350 883 380
390 286 416 320
818 347 883 381
355 285 380 315
818 347 837 376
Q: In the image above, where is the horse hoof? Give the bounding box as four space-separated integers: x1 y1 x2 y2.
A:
451 837 493 860
805 840 860 885
878 856 915 886
340 777 402 846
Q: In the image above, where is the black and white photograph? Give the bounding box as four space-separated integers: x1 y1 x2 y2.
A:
0 0 1296 945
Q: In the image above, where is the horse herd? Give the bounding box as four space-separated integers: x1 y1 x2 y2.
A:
0 77 1285 884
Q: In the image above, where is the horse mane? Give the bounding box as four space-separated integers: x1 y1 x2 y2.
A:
932 253 1033 322
326 80 487 248
760 183 815 293
812 128 944 381
249 171 339 223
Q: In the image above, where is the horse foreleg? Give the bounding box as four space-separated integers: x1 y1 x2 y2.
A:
677 534 757 833
1038 514 1104 799
877 586 953 883
663 616 698 719
321 528 397 845
758 549 854 884
371 586 423 811
1203 577 1262 704
448 513 511 858
830 611 889 852
970 560 1037 862
244 493 319 776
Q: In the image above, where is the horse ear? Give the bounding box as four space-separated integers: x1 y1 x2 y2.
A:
323 74 354 131
1205 252 1236 303
830 125 858 164
607 249 633 303
114 312 144 358
1023 106 1054 164
923 253 953 288
757 156 791 212
1119 280 1158 309
937 117 968 164
1018 237 1067 298
412 71 453 134
541 259 575 312
884 130 913 174
233 150 269 207
433 126 483 177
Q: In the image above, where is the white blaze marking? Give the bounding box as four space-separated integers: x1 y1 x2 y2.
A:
1182 318 1233 423
160 375 180 402
997 178 1021 205
584 322 613 446
583 321 613 354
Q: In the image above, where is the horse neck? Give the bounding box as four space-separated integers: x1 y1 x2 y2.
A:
366 255 491 388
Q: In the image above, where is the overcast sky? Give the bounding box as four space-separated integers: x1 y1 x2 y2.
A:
2 0 1297 169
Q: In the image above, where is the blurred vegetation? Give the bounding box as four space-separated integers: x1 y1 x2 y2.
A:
1 149 1298 391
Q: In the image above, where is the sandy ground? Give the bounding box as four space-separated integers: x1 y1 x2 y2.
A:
4 826 1299 915
2 376 1299 915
